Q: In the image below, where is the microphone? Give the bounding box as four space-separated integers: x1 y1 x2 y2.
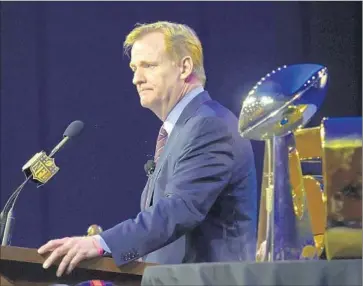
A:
144 159 155 177
0 120 84 246
49 120 84 157
22 120 84 185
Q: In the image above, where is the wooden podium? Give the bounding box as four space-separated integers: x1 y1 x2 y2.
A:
0 246 150 286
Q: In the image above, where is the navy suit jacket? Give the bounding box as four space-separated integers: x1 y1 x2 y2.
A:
100 91 257 265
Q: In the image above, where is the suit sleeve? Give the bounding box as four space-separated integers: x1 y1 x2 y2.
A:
100 117 234 265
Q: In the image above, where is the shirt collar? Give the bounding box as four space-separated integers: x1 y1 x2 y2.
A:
163 86 204 135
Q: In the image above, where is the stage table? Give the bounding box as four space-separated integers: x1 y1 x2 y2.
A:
141 259 362 286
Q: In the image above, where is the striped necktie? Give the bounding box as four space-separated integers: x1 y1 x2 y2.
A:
143 125 168 209
154 125 168 164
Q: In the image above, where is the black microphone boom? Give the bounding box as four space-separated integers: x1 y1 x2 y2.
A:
0 120 84 246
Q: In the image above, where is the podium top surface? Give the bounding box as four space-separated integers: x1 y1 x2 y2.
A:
1 245 149 275
0 245 153 286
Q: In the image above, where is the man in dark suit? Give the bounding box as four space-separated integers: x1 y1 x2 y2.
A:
38 21 257 277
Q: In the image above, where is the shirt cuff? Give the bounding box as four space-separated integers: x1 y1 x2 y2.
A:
93 234 111 253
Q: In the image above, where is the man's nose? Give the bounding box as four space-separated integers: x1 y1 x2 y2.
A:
132 69 146 86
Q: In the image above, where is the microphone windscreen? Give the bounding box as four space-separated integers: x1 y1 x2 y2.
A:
63 120 84 138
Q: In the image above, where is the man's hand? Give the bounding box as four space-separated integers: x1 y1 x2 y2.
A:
38 236 102 277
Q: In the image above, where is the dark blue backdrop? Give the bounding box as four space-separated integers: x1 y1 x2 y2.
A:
1 2 361 248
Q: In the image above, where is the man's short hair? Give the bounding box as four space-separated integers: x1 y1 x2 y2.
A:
124 21 206 86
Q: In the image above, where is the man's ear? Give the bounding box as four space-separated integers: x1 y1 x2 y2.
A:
179 56 193 81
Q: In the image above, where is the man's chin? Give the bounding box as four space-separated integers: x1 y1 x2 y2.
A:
140 98 153 109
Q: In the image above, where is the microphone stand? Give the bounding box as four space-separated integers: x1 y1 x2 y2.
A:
0 176 32 245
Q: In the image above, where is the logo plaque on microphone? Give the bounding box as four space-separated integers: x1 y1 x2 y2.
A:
22 151 59 186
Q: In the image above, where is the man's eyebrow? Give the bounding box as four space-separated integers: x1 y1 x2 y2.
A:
129 61 155 69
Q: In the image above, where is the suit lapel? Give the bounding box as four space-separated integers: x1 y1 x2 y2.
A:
144 91 212 208
140 177 151 211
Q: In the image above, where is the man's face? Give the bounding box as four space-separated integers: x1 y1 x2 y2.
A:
130 32 182 117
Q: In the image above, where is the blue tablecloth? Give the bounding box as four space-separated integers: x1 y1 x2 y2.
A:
142 259 362 286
